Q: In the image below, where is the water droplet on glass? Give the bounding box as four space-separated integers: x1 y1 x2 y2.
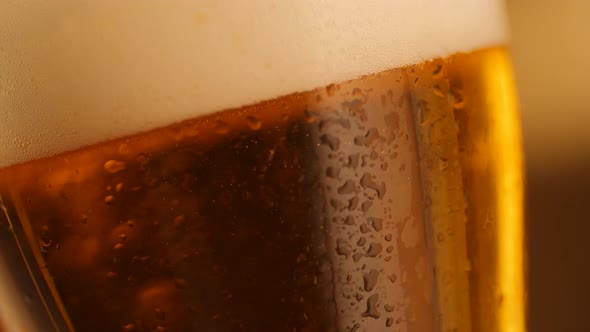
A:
115 183 124 192
104 160 127 174
450 88 465 109
366 242 382 257
357 237 366 246
432 64 443 78
369 217 383 231
337 180 356 194
361 294 381 319
361 200 373 213
246 116 262 131
363 269 379 291
326 167 340 179
174 215 186 227
360 173 386 199
122 323 136 332
320 134 340 151
104 195 115 204
388 274 398 283
348 196 359 210
118 143 132 156
174 278 189 289
385 304 394 312
214 120 229 134
326 84 338 96
336 238 350 258
360 224 371 233
81 214 88 224
304 109 318 123
386 317 394 327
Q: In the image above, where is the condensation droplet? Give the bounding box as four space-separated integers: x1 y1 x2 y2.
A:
363 269 379 291
450 89 465 109
344 215 355 225
337 180 356 194
361 200 373 213
433 64 443 78
304 109 318 123
348 196 359 210
174 278 189 289
115 183 124 192
174 215 186 227
336 238 351 258
386 317 394 327
354 128 381 147
246 116 262 131
369 217 383 231
104 195 115 204
357 237 366 246
214 120 229 134
81 214 88 224
118 143 132 156
388 274 398 283
326 84 338 96
106 271 118 279
326 167 340 179
122 323 136 332
104 160 127 174
361 294 381 319
385 304 395 312
347 153 360 169
366 242 382 257
360 173 386 199
330 199 346 210
360 224 371 233
433 85 445 97
320 134 340 151
113 243 124 250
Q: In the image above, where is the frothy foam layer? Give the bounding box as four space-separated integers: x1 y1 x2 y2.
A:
0 0 508 167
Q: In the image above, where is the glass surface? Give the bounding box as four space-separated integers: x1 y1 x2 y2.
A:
0 2 525 332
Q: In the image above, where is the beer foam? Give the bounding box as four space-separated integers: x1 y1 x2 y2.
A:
0 0 508 167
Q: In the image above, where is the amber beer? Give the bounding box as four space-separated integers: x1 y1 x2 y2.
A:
0 1 524 332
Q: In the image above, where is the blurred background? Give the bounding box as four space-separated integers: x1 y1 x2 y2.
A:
507 0 590 331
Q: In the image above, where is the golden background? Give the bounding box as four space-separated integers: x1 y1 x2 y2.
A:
508 0 590 331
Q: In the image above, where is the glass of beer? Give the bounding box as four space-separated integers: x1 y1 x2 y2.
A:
0 1 525 331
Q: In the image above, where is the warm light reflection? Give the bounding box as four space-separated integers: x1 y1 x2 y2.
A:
485 50 526 332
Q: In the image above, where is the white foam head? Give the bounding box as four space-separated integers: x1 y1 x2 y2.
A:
0 0 508 167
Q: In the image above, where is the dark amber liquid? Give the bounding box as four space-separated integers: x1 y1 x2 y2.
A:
0 47 524 332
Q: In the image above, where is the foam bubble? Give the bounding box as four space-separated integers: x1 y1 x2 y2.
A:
0 0 508 167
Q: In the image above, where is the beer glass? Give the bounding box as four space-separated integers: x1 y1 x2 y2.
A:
0 1 525 331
